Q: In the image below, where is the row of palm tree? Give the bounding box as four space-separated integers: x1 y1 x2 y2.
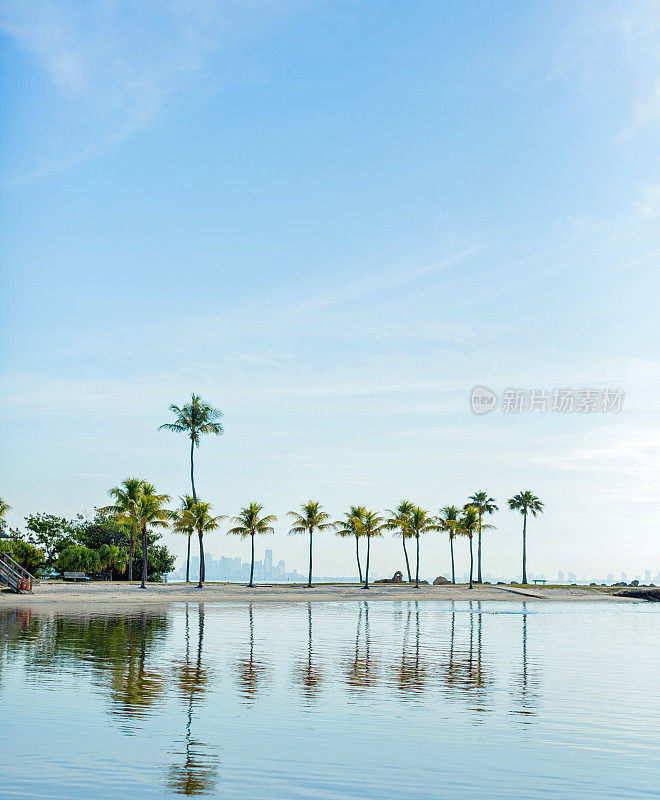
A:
154 395 544 588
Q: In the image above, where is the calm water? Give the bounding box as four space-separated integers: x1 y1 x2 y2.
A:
1 601 658 799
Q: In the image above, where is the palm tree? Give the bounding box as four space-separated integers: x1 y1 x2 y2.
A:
172 495 197 583
287 500 333 588
357 510 387 590
438 505 461 584
98 544 128 581
134 483 171 589
467 491 498 583
386 500 414 583
0 497 11 527
158 394 224 503
459 506 479 589
334 506 366 583
102 477 147 581
181 501 225 588
407 506 437 588
508 491 544 584
227 503 277 587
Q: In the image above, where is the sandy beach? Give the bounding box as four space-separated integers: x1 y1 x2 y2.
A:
0 580 644 605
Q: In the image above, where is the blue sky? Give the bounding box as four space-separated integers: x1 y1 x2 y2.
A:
1 0 659 580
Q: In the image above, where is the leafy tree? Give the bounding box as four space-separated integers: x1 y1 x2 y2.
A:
466 491 498 583
438 505 461 584
158 394 223 503
147 543 176 581
101 478 147 581
357 510 387 590
386 500 414 583
172 495 196 583
287 500 333 588
0 539 45 576
508 491 544 584
227 503 276 587
0 497 11 533
334 506 366 583
180 501 225 588
134 484 171 589
57 544 100 574
407 506 437 588
21 513 78 569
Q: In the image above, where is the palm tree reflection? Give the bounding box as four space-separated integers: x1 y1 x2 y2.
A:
234 604 270 702
345 602 379 690
166 603 219 795
396 602 428 695
511 604 539 719
294 603 323 701
442 602 491 706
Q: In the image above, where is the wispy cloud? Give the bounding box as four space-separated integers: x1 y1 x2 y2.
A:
544 0 660 138
0 0 317 180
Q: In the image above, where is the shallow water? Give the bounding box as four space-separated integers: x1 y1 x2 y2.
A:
1 601 658 799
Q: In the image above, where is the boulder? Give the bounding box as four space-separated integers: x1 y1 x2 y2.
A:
375 570 404 584
433 576 450 585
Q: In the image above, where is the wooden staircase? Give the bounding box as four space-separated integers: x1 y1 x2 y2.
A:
0 551 35 594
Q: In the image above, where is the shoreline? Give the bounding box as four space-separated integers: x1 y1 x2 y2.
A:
0 580 647 605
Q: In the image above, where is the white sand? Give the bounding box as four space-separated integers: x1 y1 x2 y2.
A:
0 580 639 605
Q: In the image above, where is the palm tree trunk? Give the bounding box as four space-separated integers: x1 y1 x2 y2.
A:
450 535 456 583
186 534 191 582
402 537 412 582
469 535 474 589
522 511 527 584
355 535 363 583
249 533 255 587
140 526 148 589
197 531 204 588
477 512 482 583
364 535 370 589
190 437 197 504
129 523 136 582
307 527 313 588
415 534 420 588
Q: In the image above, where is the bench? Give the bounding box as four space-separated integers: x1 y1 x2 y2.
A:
63 572 89 582
532 578 547 585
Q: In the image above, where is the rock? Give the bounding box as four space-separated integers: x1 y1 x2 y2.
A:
433 576 450 585
616 588 660 602
375 570 404 584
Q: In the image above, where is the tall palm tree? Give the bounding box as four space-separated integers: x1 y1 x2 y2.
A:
181 501 225 588
357 510 387 590
467 491 498 583
227 503 277 587
158 394 224 503
438 505 461 584
386 500 414 583
172 495 197 583
407 506 437 588
334 505 366 583
508 491 544 584
287 500 333 588
134 483 171 589
102 477 147 581
459 506 480 589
